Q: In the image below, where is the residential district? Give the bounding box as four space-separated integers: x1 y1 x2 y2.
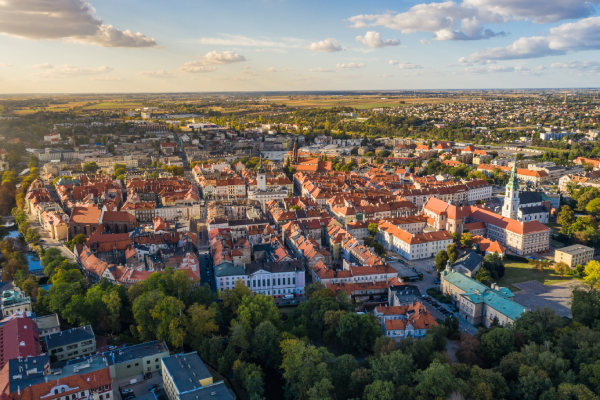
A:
1 96 600 400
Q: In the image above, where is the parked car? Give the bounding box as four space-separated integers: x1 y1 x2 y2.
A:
121 389 133 395
434 280 441 284
123 394 135 400
149 384 160 392
146 372 152 379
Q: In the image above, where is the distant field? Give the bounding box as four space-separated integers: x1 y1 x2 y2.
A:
82 102 143 110
283 96 488 109
525 146 570 153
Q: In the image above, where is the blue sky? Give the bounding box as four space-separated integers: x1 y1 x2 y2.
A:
0 0 599 93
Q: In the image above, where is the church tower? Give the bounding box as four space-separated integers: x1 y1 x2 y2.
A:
502 160 520 220
292 139 299 164
257 154 266 191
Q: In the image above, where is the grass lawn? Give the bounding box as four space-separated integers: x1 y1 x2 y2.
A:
496 261 577 292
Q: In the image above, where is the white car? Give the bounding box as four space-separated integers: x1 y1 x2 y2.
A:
388 256 396 260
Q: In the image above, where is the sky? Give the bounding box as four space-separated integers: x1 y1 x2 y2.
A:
1 0 600 93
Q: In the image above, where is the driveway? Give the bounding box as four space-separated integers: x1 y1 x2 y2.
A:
512 280 577 318
27 213 76 261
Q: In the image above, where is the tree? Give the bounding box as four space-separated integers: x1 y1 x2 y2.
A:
461 232 474 248
555 262 571 276
586 198 600 217
483 252 505 278
166 166 185 177
21 275 39 298
414 360 468 399
371 350 415 385
571 288 600 327
28 155 39 169
330 354 359 399
2 258 28 281
363 380 396 400
480 328 515 365
151 296 186 349
186 304 218 349
236 293 281 332
82 162 99 173
336 312 381 353
435 250 449 272
475 268 493 286
584 260 600 288
24 228 40 244
251 321 281 369
367 223 379 237
219 279 253 314
447 243 459 264
280 339 334 400
513 308 568 345
307 378 333 400
102 290 122 333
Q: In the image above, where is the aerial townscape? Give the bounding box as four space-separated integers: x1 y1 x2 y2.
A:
3 0 600 399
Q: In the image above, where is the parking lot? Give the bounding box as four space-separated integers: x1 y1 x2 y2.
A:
114 372 164 400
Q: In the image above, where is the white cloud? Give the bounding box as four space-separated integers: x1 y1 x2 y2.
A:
139 70 173 78
179 51 246 73
201 51 247 65
280 68 292 71
0 0 158 48
347 4 505 41
35 64 112 77
91 76 126 81
389 60 399 65
378 73 399 77
265 67 277 72
309 68 335 72
462 0 598 24
551 60 600 72
0 63 13 67
348 0 598 44
395 62 423 69
420 39 431 45
336 62 366 69
355 31 400 48
466 16 600 61
196 34 302 48
305 38 343 52
461 65 527 74
28 63 54 69
179 63 218 73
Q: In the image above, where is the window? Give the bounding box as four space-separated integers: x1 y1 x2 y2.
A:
147 360 150 364
127 365 131 368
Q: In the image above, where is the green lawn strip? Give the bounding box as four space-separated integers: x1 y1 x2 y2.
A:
495 261 575 290
426 288 450 303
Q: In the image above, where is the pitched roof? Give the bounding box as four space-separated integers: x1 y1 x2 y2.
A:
69 206 101 224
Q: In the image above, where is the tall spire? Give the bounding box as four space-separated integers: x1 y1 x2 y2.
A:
506 158 519 191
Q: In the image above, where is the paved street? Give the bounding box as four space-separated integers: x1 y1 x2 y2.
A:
27 213 76 261
386 250 478 335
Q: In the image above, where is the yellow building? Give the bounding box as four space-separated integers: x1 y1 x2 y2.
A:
555 244 594 268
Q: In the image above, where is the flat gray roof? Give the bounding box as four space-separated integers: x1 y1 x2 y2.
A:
102 340 169 366
46 325 94 349
162 352 212 394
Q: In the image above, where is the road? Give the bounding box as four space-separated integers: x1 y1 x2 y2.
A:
27 213 76 262
387 250 478 336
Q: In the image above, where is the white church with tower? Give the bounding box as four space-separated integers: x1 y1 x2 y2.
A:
248 154 289 209
502 161 550 224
